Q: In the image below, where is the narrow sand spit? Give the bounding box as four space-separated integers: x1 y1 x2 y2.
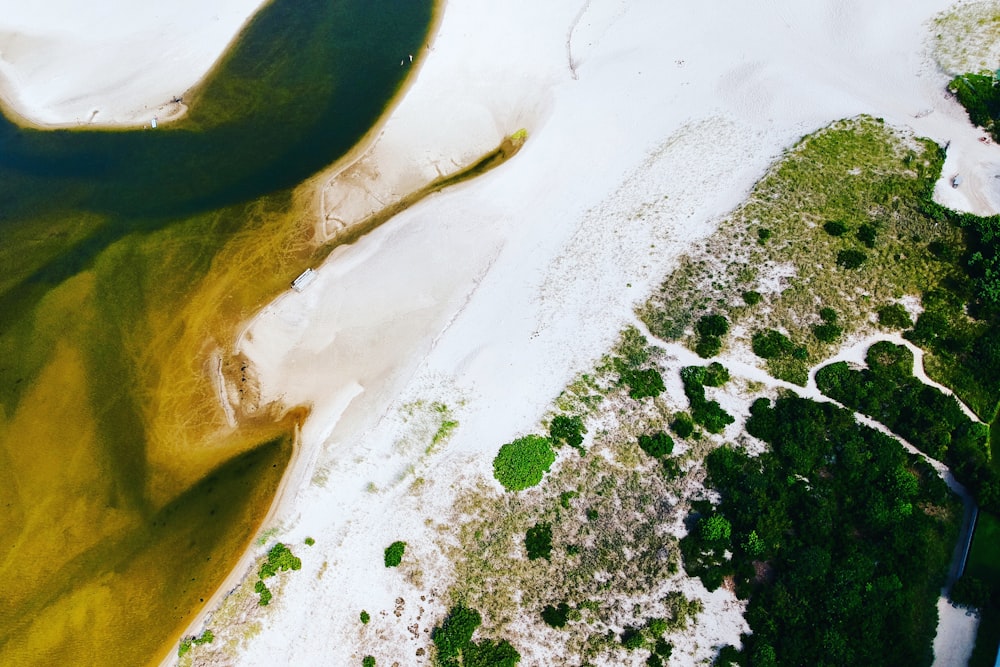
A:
1 0 996 665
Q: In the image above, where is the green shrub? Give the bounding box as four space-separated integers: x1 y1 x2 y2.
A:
751 329 794 359
620 367 665 399
638 432 674 458
384 541 406 567
492 435 556 491
695 335 723 358
432 605 520 667
836 249 867 269
586 508 599 521
697 314 730 337
819 307 838 324
813 323 842 343
525 522 553 561
757 228 772 243
877 303 913 329
255 579 272 606
559 490 578 509
360 610 370 624
670 413 695 438
541 602 571 628
823 220 848 236
549 414 586 452
304 536 315 546
362 657 375 667
703 362 730 387
699 514 732 542
857 223 878 248
622 627 645 650
742 290 763 306
259 543 302 579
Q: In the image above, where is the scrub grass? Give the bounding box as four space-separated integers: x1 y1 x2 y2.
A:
640 116 961 382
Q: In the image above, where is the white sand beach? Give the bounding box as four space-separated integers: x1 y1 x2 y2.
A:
0 0 995 665
0 0 267 126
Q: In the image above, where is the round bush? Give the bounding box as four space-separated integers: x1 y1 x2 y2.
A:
823 220 848 236
638 432 674 458
384 540 406 567
742 290 763 306
696 314 730 337
836 249 867 269
493 435 556 491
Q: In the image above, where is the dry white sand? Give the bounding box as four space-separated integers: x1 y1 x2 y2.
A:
0 0 267 126
0 0 993 665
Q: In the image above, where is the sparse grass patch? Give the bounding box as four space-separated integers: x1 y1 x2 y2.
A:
639 116 962 364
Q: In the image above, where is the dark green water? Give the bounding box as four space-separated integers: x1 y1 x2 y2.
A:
0 0 435 663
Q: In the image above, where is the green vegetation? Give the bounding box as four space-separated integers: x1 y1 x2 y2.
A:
362 656 375 667
620 367 666 399
360 610 371 624
816 341 999 513
824 220 849 236
541 602 571 628
492 435 557 491
878 303 913 329
304 536 315 546
384 541 407 568
680 366 734 434
684 395 960 665
431 605 521 667
695 314 730 359
637 432 674 458
259 542 302 579
177 629 214 657
525 523 553 561
669 413 694 439
549 414 587 453
254 580 273 606
812 307 842 343
949 72 1000 141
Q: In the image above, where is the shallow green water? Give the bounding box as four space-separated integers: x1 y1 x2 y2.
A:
0 0 434 663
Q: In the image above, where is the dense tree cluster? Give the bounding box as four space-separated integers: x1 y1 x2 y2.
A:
683 395 959 666
949 72 1000 141
431 605 520 667
816 341 1000 513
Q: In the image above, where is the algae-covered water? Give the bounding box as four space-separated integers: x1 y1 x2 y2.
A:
0 0 434 663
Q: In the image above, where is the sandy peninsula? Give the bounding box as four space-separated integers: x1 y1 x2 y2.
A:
1 0 995 665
